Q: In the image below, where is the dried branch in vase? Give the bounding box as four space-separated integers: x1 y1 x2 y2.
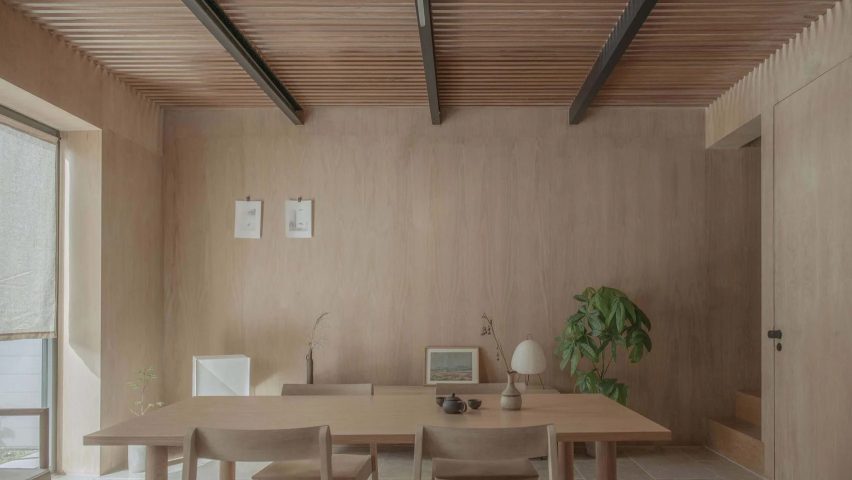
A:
480 313 513 373
306 312 329 360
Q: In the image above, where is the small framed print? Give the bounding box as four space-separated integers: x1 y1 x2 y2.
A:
286 198 313 238
425 347 480 385
234 200 262 239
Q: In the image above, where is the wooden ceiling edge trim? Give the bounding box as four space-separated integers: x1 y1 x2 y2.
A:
180 0 303 125
568 0 657 125
415 0 441 125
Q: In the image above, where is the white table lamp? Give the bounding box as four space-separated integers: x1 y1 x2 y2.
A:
511 338 547 385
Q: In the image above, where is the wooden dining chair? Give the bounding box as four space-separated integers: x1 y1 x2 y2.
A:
181 426 372 480
280 384 378 480
434 383 559 396
281 384 374 396
413 425 557 480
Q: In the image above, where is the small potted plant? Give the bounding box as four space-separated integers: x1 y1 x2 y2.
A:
555 287 652 455
127 367 164 473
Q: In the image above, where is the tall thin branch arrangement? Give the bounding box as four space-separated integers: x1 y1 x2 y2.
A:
480 313 512 373
306 312 329 359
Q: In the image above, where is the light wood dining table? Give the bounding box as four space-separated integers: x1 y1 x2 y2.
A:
84 393 670 480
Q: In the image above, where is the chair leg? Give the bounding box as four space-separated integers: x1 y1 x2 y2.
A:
370 443 379 480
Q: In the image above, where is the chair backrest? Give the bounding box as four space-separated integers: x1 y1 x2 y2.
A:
182 426 332 480
434 383 559 395
435 383 506 395
281 383 374 396
413 425 557 480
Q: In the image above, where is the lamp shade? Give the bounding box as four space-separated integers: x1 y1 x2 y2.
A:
511 339 547 375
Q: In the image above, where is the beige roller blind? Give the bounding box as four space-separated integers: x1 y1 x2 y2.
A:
0 121 57 340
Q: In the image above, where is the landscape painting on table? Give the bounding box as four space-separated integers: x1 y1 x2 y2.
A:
425 347 479 385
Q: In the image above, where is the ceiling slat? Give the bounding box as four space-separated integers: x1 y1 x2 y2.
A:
4 0 838 109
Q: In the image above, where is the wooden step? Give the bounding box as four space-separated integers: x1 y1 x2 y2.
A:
735 390 761 426
707 417 763 474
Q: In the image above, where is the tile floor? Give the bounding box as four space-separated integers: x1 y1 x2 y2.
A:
47 445 762 480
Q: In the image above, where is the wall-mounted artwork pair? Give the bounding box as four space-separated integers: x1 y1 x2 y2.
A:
233 198 313 239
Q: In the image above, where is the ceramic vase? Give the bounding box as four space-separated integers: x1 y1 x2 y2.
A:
501 371 522 410
306 350 314 384
128 445 146 473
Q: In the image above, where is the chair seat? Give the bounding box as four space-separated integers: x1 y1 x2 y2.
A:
252 454 372 480
432 458 538 480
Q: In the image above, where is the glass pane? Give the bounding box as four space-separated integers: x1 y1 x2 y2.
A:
0 123 57 338
0 339 43 467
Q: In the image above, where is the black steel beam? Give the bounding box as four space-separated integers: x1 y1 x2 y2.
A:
415 0 441 125
181 0 303 125
568 0 657 124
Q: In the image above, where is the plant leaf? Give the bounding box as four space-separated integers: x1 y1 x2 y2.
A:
570 349 581 374
578 341 598 362
629 345 644 363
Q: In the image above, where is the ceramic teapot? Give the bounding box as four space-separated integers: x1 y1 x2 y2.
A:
441 393 468 414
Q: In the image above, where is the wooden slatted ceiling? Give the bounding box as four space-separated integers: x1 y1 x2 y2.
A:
599 0 840 106
5 0 270 106
430 1 628 106
217 0 426 105
3 0 840 109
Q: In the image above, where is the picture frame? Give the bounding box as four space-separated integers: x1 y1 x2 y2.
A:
234 200 262 239
285 198 313 238
424 347 479 385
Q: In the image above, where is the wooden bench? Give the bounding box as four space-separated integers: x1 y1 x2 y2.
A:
0 408 49 480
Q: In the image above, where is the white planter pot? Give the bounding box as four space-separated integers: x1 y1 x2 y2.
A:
128 445 146 473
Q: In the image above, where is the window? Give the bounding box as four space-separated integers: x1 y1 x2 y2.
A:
0 122 57 339
0 110 58 469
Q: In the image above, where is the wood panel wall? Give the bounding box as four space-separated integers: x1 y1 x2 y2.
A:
162 107 759 444
0 3 165 474
706 1 852 474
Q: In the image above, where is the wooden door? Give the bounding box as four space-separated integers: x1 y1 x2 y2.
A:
773 58 852 479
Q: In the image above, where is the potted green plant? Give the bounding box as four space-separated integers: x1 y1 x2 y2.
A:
556 287 652 403
127 367 164 473
555 287 652 456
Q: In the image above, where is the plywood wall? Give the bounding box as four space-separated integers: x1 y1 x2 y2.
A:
706 1 852 473
162 107 759 443
0 3 164 474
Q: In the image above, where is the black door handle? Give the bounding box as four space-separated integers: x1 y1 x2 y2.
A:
767 329 782 339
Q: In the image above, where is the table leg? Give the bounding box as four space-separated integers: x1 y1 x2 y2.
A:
220 460 236 480
370 443 379 480
595 441 617 480
558 441 574 480
145 446 168 480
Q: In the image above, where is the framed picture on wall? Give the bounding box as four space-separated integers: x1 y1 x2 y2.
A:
425 347 479 385
234 200 262 239
285 198 313 238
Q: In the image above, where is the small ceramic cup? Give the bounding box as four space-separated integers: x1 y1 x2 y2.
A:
467 398 482 410
435 396 446 407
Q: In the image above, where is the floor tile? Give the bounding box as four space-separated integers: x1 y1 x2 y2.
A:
626 448 720 480
575 457 653 480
